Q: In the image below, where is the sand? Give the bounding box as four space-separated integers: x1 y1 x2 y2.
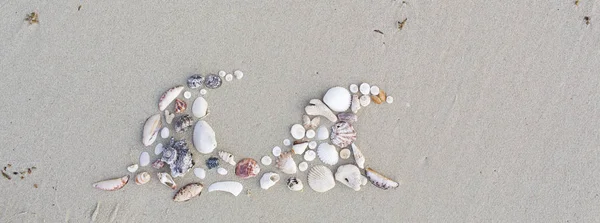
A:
1 0 599 222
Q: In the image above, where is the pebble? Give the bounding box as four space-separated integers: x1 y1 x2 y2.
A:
225 74 233 82
272 146 282 157
127 164 138 173
349 84 359 93
305 129 316 139
283 139 291 146
387 96 394 104
183 91 191 99
234 70 244 79
154 143 164 155
261 156 272 165
218 70 227 77
194 168 206 179
139 152 150 167
370 86 380 95
308 141 317 149
217 167 228 175
200 89 207 95
360 83 371 95
304 150 316 161
298 162 308 172
160 127 170 139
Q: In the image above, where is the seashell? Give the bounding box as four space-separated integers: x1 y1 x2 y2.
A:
164 110 175 124
337 112 357 124
359 83 370 95
371 94 383 104
187 75 204 89
286 177 303 191
235 158 260 179
192 97 209 118
283 139 291 146
135 172 151 185
290 124 305 140
152 159 165 169
173 183 203 202
317 143 338 165
308 141 317 149
339 149 351 159
218 70 226 77
92 175 129 191
261 156 272 165
335 164 367 191
305 129 316 139
305 99 338 122
292 142 309 155
160 127 170 138
307 165 335 192
302 115 320 130
276 152 297 174
323 86 352 112
142 114 161 146
316 126 329 140
160 137 195 177
200 89 207 95
234 70 244 79
304 150 316 161
298 162 308 172
206 157 219 169
204 74 222 89
159 86 184 111
365 167 399 190
351 95 361 114
193 120 217 154
127 164 138 173
260 172 280 190
194 168 206 179
154 143 164 155
174 99 187 113
208 181 243 196
359 95 371 107
349 84 359 93
370 86 380 95
218 151 237 166
272 146 282 157
330 121 356 148
139 152 150 167
157 172 177 189
225 74 233 81
183 91 191 99
351 143 365 169
174 114 193 133
378 90 387 102
217 167 228 175
386 96 394 104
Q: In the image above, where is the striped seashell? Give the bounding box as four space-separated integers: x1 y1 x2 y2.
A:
135 172 150 185
330 121 356 148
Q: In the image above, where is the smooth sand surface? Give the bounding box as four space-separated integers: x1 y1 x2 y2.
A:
1 1 599 222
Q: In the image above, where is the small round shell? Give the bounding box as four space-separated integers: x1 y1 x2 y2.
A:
261 156 272 165
183 91 191 99
308 141 317 149
218 70 227 77
306 129 316 139
359 95 371 106
304 150 316 161
135 172 150 185
217 167 228 175
359 83 370 95
200 89 207 95
339 149 351 159
234 70 244 79
386 96 394 104
298 162 308 172
290 124 306 140
225 74 233 82
283 139 291 146
194 168 206 179
370 86 380 95
349 84 359 93
272 146 282 157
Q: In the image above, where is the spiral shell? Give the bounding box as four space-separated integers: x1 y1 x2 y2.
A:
174 115 193 133
174 99 187 113
330 121 356 148
135 172 150 185
218 151 237 166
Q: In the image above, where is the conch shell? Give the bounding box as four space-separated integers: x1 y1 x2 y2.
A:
218 151 237 166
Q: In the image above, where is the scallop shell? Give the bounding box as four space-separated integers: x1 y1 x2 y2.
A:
351 143 365 169
135 172 150 185
235 158 260 179
323 87 351 112
173 183 203 202
304 150 316 161
206 157 219 169
142 114 161 146
290 124 305 140
286 177 303 191
157 172 177 190
159 86 184 111
204 74 222 89
335 164 367 191
260 172 280 190
276 152 297 174
292 142 309 155
174 114 193 133
160 137 194 178
317 143 338 165
337 113 357 124
193 120 217 154
218 151 237 166
365 167 399 190
208 181 243 196
305 99 338 122
351 95 361 114
92 175 129 191
330 121 356 148
302 115 320 130
339 148 351 159
187 75 204 89
307 165 335 192
192 97 209 118
174 99 187 113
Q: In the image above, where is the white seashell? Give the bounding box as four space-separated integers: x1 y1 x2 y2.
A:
164 110 175 124
304 150 316 161
200 89 207 95
276 152 297 174
261 156 272 165
290 124 305 140
308 141 317 149
286 177 303 191
349 84 359 93
208 181 243 196
272 146 282 157
217 167 228 175
135 172 150 185
142 114 161 146
154 143 164 155
225 74 233 82
335 164 367 191
218 70 227 77
194 168 206 179
234 70 244 79
139 152 150 167
339 149 351 159
305 99 338 122
316 126 329 140
292 142 308 155
322 87 352 112
157 172 177 189
193 120 217 154
218 151 237 166
359 95 371 107
260 172 280 190
160 127 169 139
359 83 370 95
183 91 191 99
127 164 138 173
302 115 320 130
307 165 335 192
351 143 365 169
173 183 203 202
386 96 394 104
92 175 129 191
158 86 184 111
351 95 361 114
370 85 380 95
365 167 399 190
330 121 357 148
317 143 338 165
283 139 291 146
192 96 209 118
298 162 308 172
305 129 316 139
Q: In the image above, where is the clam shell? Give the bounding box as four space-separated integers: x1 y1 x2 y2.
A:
351 143 365 169
290 124 305 140
304 150 316 161
204 74 222 89
92 175 129 191
192 97 209 118
208 181 243 196
174 114 193 133
316 126 329 140
135 172 150 185
174 99 187 113
157 172 177 189
260 172 280 190
365 167 399 190
173 183 203 202
317 143 338 165
359 83 370 95
307 165 335 192
287 177 303 191
292 142 308 155
351 95 361 114
159 86 184 111
193 120 217 154
305 99 338 122
218 151 237 166
339 148 351 159
276 152 297 174
323 87 351 112
335 164 367 191
235 158 260 179
142 114 161 146
187 75 204 89
330 121 356 148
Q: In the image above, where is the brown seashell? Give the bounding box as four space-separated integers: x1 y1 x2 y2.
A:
173 183 203 202
174 99 187 113
235 158 261 179
135 172 151 185
378 90 386 103
371 95 383 104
